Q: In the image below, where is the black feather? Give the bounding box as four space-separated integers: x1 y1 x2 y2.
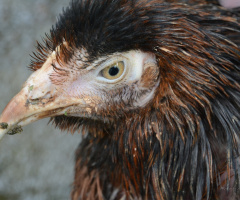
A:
33 0 240 199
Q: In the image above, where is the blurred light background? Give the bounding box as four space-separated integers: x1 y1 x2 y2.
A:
0 1 81 200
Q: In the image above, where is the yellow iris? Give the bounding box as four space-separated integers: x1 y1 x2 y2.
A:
101 61 125 80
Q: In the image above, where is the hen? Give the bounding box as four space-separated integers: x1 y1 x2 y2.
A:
0 0 240 199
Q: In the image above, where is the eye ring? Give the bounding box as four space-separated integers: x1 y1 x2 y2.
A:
101 61 125 80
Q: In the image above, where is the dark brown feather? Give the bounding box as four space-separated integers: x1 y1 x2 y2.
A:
39 0 240 199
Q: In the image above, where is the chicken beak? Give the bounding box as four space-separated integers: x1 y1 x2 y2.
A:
0 56 83 140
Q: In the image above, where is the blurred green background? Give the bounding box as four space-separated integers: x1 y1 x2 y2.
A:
0 1 81 199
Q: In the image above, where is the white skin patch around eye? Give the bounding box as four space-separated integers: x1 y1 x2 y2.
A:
51 50 159 114
125 51 157 83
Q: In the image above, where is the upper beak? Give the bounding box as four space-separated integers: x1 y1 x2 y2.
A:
0 55 83 140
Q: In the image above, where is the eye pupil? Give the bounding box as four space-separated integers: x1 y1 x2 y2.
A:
100 61 124 81
108 66 119 76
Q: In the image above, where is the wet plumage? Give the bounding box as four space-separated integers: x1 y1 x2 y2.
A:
0 0 240 200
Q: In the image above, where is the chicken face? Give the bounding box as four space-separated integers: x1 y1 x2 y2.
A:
0 46 159 139
0 0 161 138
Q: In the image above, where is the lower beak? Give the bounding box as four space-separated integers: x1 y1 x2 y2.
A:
0 57 83 140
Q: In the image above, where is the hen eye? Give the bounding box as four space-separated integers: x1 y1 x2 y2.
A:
101 61 125 80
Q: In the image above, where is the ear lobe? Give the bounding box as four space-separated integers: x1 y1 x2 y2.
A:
139 64 159 89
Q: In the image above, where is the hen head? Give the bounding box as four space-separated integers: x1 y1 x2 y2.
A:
1 0 240 199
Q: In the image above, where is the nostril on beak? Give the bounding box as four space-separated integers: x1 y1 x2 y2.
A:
27 90 53 106
28 84 51 99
